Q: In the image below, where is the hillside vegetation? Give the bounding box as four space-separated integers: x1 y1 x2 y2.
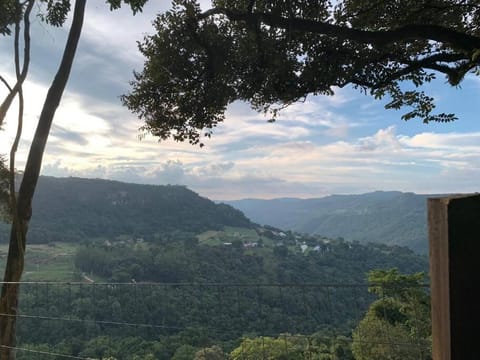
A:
0 176 252 244
13 230 427 359
226 191 438 253
0 176 431 359
0 177 436 254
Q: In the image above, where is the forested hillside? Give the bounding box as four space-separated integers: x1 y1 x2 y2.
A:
14 231 428 359
0 175 431 359
226 191 439 253
74 229 427 284
0 176 252 244
0 177 436 254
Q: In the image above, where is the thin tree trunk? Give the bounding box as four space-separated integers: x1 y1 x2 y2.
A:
0 0 33 129
0 1 86 358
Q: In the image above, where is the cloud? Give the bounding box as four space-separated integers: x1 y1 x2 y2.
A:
37 122 480 199
39 158 331 200
192 162 235 177
400 131 480 150
50 124 89 146
263 94 360 138
357 126 402 152
82 2 161 67
144 161 186 184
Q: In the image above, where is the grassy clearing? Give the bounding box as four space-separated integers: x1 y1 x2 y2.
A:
0 227 281 281
198 226 260 245
0 242 78 281
197 230 223 246
197 226 277 248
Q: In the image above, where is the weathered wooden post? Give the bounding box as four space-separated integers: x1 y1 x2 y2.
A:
428 194 480 360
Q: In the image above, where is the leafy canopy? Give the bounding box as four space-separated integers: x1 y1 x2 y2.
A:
122 0 480 145
352 268 431 360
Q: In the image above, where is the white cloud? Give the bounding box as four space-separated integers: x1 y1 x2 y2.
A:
400 131 480 150
357 126 402 152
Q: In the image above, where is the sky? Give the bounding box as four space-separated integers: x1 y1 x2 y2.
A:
1 1 480 200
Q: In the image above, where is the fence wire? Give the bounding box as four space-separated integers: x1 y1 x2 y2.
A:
0 281 431 359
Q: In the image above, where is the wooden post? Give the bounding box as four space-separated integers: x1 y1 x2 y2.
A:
428 194 480 360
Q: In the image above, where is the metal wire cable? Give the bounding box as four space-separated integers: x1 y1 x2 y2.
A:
0 281 431 358
0 280 431 287
0 344 97 359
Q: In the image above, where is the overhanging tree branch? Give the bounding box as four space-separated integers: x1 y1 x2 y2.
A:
123 1 480 144
199 7 480 53
364 52 471 89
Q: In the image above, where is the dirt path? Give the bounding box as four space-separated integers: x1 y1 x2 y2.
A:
82 274 94 283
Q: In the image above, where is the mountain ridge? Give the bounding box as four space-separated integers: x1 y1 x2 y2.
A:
224 191 445 254
0 176 253 244
1 176 443 253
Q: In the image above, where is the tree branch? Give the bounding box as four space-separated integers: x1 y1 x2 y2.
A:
199 7 480 52
9 88 23 224
0 76 12 92
9 5 28 226
0 0 33 128
343 52 469 89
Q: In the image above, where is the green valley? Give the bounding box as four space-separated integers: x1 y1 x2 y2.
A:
0 177 431 359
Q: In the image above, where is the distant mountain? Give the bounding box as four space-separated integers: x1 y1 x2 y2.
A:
0 177 438 254
225 191 439 254
0 176 253 244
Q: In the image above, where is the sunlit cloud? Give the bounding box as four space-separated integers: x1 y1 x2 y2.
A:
357 126 402 152
400 131 480 150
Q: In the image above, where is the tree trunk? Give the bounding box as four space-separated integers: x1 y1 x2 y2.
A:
0 1 86 358
0 221 27 360
0 0 33 128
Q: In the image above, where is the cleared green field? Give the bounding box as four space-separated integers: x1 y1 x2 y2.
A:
0 242 78 281
197 226 275 247
0 227 279 281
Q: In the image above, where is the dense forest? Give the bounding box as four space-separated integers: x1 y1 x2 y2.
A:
0 176 432 359
11 228 428 359
72 228 427 285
